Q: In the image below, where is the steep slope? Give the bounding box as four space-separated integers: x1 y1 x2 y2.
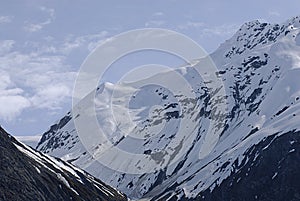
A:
0 126 127 201
37 16 300 200
200 130 300 201
154 130 300 201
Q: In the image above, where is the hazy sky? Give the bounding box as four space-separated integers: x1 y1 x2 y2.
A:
0 0 299 137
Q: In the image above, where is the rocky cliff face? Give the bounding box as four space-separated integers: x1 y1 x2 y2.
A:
0 126 127 201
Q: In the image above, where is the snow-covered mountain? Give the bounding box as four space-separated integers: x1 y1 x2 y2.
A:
0 126 127 201
37 16 300 200
193 130 300 201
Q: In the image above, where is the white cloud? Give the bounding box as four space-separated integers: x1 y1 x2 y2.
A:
30 79 74 110
178 21 205 30
268 10 280 17
86 37 115 53
0 50 76 120
201 24 239 36
145 20 166 27
24 7 55 32
0 95 30 121
25 23 44 32
0 16 13 24
61 32 109 53
187 21 204 28
145 11 166 27
0 40 15 54
0 30 111 122
40 6 55 19
0 71 31 121
178 21 237 37
23 40 58 55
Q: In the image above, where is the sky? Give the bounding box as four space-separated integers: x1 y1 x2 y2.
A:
0 0 299 138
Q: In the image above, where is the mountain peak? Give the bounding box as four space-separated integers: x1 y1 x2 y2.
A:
239 19 263 31
217 15 300 60
35 16 300 200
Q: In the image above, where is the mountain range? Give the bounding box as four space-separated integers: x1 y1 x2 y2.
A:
4 16 300 200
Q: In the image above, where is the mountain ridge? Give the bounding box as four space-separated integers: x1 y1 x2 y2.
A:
0 126 127 201
36 16 300 200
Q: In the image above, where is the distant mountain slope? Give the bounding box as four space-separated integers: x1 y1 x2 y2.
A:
37 16 300 200
0 126 127 201
15 135 41 148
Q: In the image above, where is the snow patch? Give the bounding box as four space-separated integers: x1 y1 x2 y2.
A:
272 172 278 179
35 166 41 174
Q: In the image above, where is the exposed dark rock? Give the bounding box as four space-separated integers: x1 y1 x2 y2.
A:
0 126 127 201
195 131 300 201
